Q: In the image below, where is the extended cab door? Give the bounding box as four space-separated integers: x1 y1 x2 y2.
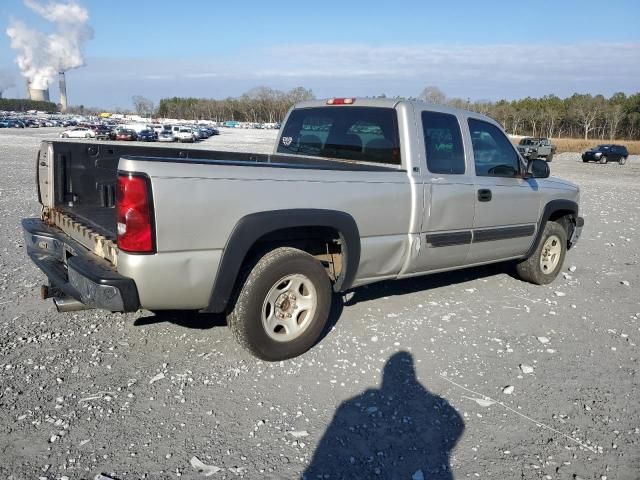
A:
466 118 540 263
410 109 475 272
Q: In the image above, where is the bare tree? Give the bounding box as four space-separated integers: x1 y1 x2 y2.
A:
132 95 155 118
419 86 446 104
605 103 625 140
568 94 604 140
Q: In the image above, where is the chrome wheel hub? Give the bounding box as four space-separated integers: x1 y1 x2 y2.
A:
262 274 317 342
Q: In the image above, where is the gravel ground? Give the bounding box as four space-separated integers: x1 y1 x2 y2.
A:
0 128 639 480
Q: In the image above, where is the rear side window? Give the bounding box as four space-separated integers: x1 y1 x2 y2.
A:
468 118 521 177
422 111 465 174
277 107 401 165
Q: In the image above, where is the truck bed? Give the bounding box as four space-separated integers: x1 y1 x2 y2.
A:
42 140 400 257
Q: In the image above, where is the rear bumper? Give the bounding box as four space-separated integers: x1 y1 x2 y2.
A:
570 216 584 248
22 218 140 312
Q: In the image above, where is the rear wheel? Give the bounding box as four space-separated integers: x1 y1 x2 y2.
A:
599 155 608 164
227 247 332 361
516 221 567 285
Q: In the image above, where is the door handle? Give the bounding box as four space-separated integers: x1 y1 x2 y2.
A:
478 189 492 202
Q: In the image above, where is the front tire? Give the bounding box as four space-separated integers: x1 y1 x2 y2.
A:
516 221 567 285
599 155 608 164
546 152 553 162
227 247 332 361
619 156 627 165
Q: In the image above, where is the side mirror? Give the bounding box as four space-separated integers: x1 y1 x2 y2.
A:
527 158 550 178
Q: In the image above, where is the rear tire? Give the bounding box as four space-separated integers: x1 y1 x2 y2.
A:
599 155 608 164
227 247 332 361
516 221 567 285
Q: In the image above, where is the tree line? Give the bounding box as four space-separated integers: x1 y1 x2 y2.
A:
0 98 57 113
155 86 315 124
419 86 640 140
6 84 638 141
154 86 640 140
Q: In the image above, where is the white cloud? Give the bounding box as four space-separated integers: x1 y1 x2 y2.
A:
6 41 638 107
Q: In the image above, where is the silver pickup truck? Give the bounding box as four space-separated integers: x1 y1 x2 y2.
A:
23 98 583 360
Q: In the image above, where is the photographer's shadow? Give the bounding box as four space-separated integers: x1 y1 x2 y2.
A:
303 352 463 480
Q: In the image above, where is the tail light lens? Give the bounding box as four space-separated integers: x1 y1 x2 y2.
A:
116 173 155 253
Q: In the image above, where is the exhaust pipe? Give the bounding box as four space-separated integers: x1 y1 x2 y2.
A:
53 296 92 312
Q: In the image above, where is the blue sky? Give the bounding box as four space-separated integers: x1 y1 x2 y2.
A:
1 0 639 108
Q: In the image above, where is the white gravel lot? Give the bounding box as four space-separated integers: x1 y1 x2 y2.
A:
0 127 639 479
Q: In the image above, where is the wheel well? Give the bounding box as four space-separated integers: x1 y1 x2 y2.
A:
244 226 344 282
548 210 576 243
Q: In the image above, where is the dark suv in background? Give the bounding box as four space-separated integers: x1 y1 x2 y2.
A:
582 144 629 165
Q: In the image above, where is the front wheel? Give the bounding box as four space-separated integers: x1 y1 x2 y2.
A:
619 156 627 165
546 152 553 162
227 247 332 361
516 221 567 285
599 155 608 164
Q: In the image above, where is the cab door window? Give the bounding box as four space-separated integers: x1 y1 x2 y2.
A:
422 111 465 174
468 118 522 177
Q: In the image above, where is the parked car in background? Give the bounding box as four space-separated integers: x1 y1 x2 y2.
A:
516 137 556 162
137 129 157 142
150 124 164 137
175 127 196 143
60 127 96 139
582 144 628 165
94 125 112 140
116 129 138 141
157 131 176 142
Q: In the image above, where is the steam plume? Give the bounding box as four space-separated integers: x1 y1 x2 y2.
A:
6 0 93 90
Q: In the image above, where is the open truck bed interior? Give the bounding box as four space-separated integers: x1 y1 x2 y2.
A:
42 140 398 245
44 141 274 239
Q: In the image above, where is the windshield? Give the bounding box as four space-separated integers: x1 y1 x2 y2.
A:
519 139 535 145
277 106 401 165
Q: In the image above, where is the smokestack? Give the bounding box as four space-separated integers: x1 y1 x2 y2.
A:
59 71 67 112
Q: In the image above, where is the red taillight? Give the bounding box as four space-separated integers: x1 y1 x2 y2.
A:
116 173 155 253
326 98 355 105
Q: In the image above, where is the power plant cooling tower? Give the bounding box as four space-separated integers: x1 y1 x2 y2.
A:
26 80 50 102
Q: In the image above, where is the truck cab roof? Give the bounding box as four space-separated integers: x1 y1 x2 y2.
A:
294 98 500 125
